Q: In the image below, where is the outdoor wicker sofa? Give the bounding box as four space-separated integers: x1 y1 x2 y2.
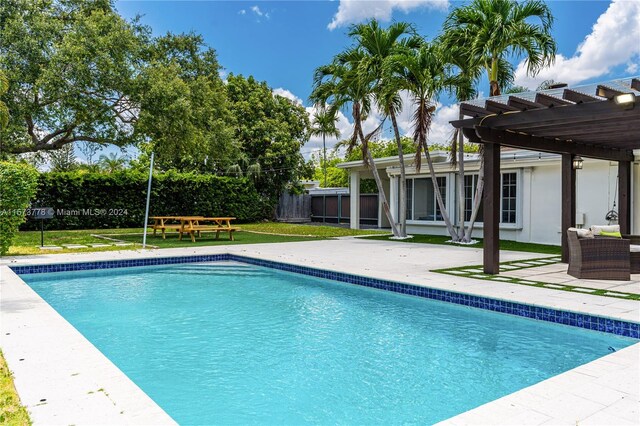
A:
567 229 632 281
625 234 640 274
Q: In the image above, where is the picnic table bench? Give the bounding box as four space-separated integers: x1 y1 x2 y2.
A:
150 216 202 239
150 216 239 242
178 217 239 242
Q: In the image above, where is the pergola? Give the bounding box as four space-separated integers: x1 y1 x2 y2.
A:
451 77 640 274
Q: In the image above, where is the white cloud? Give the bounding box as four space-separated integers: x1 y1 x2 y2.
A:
250 5 270 19
328 0 449 31
238 9 246 15
514 0 640 88
273 88 304 105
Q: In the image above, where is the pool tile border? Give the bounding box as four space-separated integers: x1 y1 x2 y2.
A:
10 254 640 339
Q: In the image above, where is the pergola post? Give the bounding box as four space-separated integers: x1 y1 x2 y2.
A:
618 160 631 235
483 143 500 274
561 154 576 263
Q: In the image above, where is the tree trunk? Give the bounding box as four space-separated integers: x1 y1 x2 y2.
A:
322 134 327 187
456 110 465 241
463 155 485 242
390 111 407 237
354 120 401 237
424 149 458 239
489 57 501 97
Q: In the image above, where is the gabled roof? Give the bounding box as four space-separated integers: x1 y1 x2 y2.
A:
451 77 640 162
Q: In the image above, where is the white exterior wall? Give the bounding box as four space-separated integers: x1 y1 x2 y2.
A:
344 151 638 245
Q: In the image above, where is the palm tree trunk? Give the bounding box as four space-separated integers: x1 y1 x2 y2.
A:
424 148 458 239
390 111 407 237
322 134 327 187
456 110 465 240
463 154 485 242
352 108 400 237
489 57 501 96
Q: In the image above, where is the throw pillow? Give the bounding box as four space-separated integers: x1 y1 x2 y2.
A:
600 231 622 238
591 224 620 236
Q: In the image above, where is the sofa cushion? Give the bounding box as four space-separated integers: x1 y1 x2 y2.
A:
568 227 594 238
591 224 620 236
630 245 640 253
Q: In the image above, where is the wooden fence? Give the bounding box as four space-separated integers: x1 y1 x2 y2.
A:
276 193 379 225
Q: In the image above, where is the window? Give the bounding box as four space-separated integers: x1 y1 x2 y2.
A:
501 172 517 224
463 175 483 222
405 176 446 221
460 172 518 225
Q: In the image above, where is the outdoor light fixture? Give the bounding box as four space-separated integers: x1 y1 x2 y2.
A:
614 92 636 109
572 155 584 170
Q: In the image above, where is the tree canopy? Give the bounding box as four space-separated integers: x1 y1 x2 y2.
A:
226 74 310 199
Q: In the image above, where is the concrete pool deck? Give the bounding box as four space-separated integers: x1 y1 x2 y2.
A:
1 238 638 425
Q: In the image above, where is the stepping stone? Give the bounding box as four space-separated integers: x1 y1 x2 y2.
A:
491 277 512 281
500 265 520 270
88 244 111 248
62 244 88 249
542 283 564 289
518 280 538 285
511 263 532 268
470 274 488 279
39 245 62 250
573 288 596 293
114 243 133 246
447 270 467 275
604 291 628 297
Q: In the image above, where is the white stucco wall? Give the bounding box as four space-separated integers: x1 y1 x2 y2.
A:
345 151 638 245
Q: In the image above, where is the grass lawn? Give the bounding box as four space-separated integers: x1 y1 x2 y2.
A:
0 350 30 425
114 231 320 248
6 223 385 256
363 234 561 255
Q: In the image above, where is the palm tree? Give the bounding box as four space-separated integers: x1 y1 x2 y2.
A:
390 42 459 238
310 106 340 188
349 20 420 237
311 48 401 237
441 0 556 242
98 152 127 173
443 0 556 97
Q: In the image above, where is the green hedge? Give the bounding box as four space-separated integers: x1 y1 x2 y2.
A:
22 171 271 230
0 162 39 253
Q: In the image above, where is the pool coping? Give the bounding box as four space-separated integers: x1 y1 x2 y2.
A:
2 242 639 424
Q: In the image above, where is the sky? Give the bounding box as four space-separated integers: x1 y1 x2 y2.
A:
112 0 640 160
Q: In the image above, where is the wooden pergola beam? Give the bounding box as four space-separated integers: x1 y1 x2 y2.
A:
470 126 634 162
563 89 601 103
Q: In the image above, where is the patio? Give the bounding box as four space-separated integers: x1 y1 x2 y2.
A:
1 238 638 424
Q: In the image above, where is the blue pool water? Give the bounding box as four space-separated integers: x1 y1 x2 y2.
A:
23 261 635 425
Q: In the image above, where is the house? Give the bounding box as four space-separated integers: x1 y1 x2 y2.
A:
338 149 640 245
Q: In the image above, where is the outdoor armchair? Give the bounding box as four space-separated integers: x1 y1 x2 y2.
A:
567 229 630 281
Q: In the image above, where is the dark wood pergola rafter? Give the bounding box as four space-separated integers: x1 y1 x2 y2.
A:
451 77 640 274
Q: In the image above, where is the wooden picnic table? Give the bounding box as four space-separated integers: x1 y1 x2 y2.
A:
178 217 239 242
149 216 239 242
149 216 203 239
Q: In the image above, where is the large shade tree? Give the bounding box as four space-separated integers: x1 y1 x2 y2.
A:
226 74 310 201
0 0 146 155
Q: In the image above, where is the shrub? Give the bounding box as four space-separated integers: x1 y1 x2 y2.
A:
0 162 39 254
22 170 271 230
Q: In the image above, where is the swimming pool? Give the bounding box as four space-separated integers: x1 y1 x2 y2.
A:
19 258 637 425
